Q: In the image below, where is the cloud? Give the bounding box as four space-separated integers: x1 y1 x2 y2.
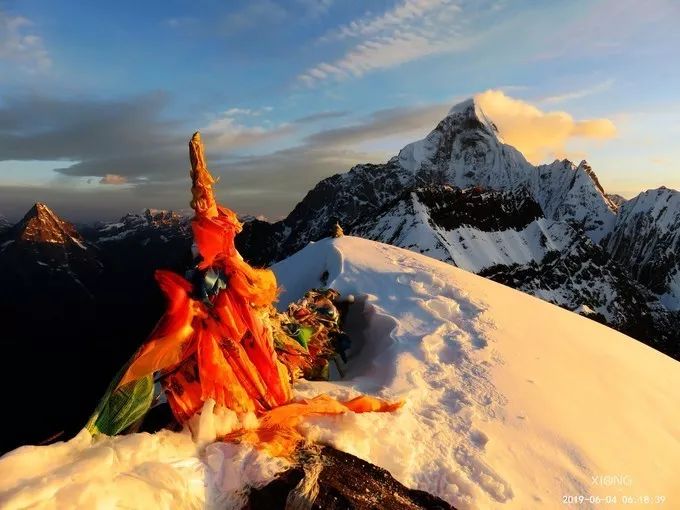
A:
100 174 128 185
534 0 680 61
0 92 184 178
0 92 290 184
325 0 451 40
162 17 197 29
292 110 348 124
202 110 293 150
305 103 449 147
0 10 51 72
475 89 617 163
299 0 478 86
539 79 615 105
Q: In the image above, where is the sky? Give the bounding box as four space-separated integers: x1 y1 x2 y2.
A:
0 0 679 222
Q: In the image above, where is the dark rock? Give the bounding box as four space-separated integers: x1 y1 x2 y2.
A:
245 445 456 510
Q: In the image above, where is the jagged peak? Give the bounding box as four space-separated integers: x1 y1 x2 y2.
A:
15 202 82 245
576 159 592 171
643 185 678 195
21 202 62 225
574 160 606 195
446 97 500 137
624 186 680 210
447 97 477 116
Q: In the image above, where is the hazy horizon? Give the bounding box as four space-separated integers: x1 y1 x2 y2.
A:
1 0 679 222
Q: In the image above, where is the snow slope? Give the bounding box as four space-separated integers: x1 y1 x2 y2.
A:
351 187 674 342
274 237 679 509
1 236 678 509
0 411 290 509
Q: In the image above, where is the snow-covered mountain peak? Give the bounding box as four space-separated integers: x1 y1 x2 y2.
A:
614 187 680 232
447 97 476 115
446 96 500 138
92 208 192 244
606 186 680 310
396 96 525 184
241 95 625 267
394 99 616 235
575 159 607 196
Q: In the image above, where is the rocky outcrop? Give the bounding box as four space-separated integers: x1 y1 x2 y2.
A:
246 445 456 510
605 187 680 311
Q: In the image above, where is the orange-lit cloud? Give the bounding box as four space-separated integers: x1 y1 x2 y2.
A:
475 90 617 164
99 174 128 185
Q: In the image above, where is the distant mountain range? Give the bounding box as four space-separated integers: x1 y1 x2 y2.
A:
1 97 678 450
236 98 680 357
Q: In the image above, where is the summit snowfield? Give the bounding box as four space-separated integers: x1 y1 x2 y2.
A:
2 236 678 509
275 237 680 508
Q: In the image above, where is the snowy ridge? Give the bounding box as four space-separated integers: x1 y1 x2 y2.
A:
353 187 568 273
275 237 680 508
606 187 680 310
438 219 571 273
529 160 616 243
4 236 678 509
351 186 677 350
93 209 191 244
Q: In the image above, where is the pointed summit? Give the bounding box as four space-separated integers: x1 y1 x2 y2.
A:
446 97 500 137
396 96 525 185
15 202 83 246
447 97 477 116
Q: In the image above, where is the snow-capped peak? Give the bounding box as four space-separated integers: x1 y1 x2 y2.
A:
15 202 84 247
447 97 476 116
447 96 500 138
397 96 516 177
606 186 680 310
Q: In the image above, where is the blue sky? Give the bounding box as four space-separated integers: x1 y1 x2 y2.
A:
1 0 679 221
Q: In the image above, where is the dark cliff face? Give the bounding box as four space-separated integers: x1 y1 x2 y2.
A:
605 188 680 300
480 245 680 360
236 161 412 265
413 186 543 231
